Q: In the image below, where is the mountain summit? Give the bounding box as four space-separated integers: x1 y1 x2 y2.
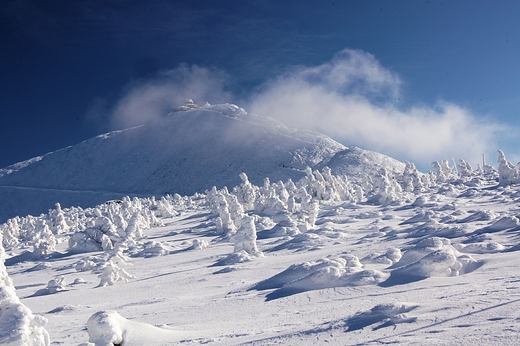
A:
0 102 404 221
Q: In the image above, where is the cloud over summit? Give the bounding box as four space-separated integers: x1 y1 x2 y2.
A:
103 48 509 170
110 65 232 130
249 49 506 169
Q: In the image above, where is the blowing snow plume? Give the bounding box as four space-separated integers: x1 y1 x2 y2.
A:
248 49 505 169
109 64 232 129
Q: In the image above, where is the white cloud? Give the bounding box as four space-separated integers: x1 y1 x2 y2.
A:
110 65 232 129
248 49 506 169
104 48 512 170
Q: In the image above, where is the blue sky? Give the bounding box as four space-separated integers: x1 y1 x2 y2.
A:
1 0 520 171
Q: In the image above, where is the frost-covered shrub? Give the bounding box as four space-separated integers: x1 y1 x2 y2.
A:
30 220 57 257
1 191 176 256
44 276 67 294
388 237 479 279
73 258 98 272
263 194 288 215
260 177 272 197
300 167 325 199
68 217 117 253
431 159 456 183
0 216 57 257
230 215 262 256
438 184 459 197
69 231 111 253
266 213 300 238
33 226 57 257
124 213 145 243
150 195 180 218
275 181 290 203
362 248 402 265
206 186 221 214
370 168 403 205
298 190 319 229
285 178 297 194
300 167 357 202
253 177 277 214
320 167 357 201
233 172 257 211
191 239 209 250
497 150 518 186
135 241 169 257
213 250 254 266
97 251 133 287
0 217 21 249
402 162 423 192
227 194 245 228
213 194 237 236
0 229 50 345
483 162 497 176
47 203 69 234
458 159 474 178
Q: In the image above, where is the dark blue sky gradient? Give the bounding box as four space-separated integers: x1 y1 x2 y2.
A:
2 0 520 168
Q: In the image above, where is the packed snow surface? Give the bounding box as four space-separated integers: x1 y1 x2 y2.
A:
2 149 520 345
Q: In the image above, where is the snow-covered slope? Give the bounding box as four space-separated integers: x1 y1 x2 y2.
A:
3 152 520 345
0 103 404 222
318 146 406 183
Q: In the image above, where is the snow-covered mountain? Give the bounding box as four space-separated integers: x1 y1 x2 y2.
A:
4 99 520 344
0 102 404 222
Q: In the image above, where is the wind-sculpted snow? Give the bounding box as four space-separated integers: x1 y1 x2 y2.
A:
250 255 388 301
3 150 520 344
343 303 419 331
380 237 483 287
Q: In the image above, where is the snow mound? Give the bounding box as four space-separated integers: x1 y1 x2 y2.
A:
212 250 253 266
251 256 387 300
457 209 497 223
47 305 81 314
482 216 520 232
87 310 177 346
456 241 505 254
361 248 402 265
251 257 354 291
400 220 471 239
344 303 418 331
400 210 437 225
32 276 67 297
381 237 482 287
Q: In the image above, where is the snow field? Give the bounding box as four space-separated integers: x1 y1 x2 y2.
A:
3 151 520 344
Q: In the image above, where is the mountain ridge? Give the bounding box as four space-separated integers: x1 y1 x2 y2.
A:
0 103 404 221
